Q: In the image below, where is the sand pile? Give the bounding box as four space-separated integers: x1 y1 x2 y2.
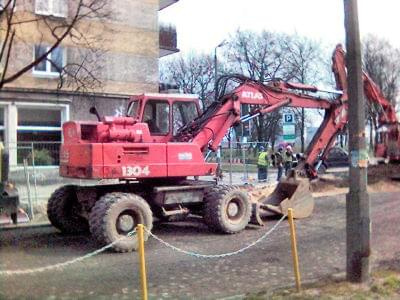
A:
310 164 400 197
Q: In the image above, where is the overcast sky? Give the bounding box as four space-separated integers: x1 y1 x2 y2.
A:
160 0 400 54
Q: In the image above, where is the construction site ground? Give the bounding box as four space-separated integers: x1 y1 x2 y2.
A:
219 163 400 197
1 163 400 299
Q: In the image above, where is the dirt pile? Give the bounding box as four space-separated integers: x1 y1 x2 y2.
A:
368 164 400 183
311 164 400 197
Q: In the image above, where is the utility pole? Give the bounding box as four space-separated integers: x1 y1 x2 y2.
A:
343 0 370 283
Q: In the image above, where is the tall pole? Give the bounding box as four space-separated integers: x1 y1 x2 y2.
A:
343 0 370 283
214 40 226 101
214 40 226 173
214 47 218 101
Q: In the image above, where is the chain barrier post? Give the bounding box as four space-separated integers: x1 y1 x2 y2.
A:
288 208 301 292
137 224 148 300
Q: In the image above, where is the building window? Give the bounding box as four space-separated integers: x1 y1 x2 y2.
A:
0 0 15 11
35 0 67 18
33 45 64 77
17 107 63 165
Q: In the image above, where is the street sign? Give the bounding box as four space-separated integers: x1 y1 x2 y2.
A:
283 124 296 142
283 113 296 142
283 113 295 124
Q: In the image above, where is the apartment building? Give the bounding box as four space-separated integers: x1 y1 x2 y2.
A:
0 0 179 165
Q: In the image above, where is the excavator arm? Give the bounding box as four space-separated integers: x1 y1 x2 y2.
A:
178 43 396 178
176 74 345 178
332 44 400 161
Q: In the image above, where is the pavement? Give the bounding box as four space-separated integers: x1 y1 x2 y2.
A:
0 192 399 299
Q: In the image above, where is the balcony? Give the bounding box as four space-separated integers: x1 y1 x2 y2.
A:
159 0 179 10
159 24 179 57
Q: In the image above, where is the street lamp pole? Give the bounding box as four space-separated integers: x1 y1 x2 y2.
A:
214 40 226 177
214 40 226 101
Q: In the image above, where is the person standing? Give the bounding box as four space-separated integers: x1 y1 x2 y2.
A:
257 146 269 182
284 145 294 176
274 147 284 181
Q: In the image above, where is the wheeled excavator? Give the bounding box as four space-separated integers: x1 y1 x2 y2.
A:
49 73 343 252
47 44 397 252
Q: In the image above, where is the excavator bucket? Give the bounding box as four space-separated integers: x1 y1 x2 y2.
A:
256 175 314 220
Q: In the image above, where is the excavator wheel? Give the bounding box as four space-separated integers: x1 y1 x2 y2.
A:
89 192 153 253
47 185 89 234
203 185 251 234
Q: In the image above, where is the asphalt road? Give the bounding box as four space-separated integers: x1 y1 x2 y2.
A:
0 192 399 299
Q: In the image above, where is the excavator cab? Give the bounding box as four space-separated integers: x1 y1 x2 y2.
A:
127 94 200 141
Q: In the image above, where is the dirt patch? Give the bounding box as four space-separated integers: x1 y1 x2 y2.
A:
310 164 400 197
368 163 400 183
246 269 400 299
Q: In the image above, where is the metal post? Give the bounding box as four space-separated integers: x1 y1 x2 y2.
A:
137 224 148 300
31 142 38 205
23 158 34 220
216 145 222 180
214 47 218 101
0 142 3 182
344 0 370 283
229 130 233 184
288 208 301 292
242 143 248 183
214 40 226 101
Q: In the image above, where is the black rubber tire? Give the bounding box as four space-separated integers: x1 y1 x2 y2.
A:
47 185 89 234
203 185 251 234
89 192 153 253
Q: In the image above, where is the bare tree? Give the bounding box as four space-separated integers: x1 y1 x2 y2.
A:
226 30 325 149
0 0 109 92
226 30 291 81
225 30 286 146
160 53 216 109
362 35 400 149
281 34 325 152
363 35 400 104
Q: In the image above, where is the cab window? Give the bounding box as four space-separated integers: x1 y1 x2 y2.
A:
143 100 170 135
127 100 140 118
173 101 198 136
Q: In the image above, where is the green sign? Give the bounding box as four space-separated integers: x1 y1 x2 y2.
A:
283 134 296 139
283 124 296 142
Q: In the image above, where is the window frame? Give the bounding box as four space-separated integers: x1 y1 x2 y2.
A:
32 45 66 78
0 0 15 11
172 100 198 136
35 0 67 18
142 99 170 136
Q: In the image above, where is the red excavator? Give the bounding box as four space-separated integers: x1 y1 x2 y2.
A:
332 44 400 163
48 44 397 252
52 78 336 252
